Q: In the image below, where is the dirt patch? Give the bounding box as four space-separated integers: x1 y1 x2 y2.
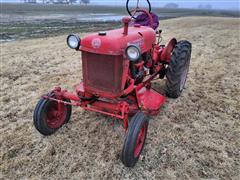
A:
0 17 240 179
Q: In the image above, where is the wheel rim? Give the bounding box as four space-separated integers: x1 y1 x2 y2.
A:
134 123 147 158
45 101 67 129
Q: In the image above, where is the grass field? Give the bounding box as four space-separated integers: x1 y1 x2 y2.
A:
1 16 240 179
1 3 239 42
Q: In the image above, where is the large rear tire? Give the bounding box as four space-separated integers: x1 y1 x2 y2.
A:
121 111 149 167
33 97 72 136
166 40 192 98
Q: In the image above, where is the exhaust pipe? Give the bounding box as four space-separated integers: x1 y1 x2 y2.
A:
122 17 131 35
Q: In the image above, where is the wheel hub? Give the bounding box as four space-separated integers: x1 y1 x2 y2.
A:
46 102 67 129
134 124 146 157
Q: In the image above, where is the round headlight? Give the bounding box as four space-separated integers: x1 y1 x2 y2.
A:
125 45 141 61
67 34 81 49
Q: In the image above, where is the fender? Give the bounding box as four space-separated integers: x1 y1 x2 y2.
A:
160 38 177 63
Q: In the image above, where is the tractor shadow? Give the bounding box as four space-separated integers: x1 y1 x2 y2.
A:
151 79 167 96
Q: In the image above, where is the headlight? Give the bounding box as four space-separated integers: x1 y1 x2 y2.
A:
67 34 81 49
125 45 141 61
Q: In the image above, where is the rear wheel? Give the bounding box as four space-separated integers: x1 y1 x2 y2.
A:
166 40 192 98
33 96 72 136
121 111 149 167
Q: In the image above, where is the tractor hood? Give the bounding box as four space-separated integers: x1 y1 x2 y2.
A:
79 26 156 55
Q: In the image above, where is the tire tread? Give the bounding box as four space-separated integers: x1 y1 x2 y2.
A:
166 40 192 98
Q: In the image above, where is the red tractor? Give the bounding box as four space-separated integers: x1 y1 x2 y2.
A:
33 0 192 167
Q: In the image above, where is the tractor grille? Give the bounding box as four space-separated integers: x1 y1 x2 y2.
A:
82 52 124 95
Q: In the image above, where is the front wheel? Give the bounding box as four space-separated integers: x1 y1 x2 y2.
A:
121 111 149 167
33 96 72 136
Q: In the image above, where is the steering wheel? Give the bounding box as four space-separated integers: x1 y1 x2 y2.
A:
126 0 152 19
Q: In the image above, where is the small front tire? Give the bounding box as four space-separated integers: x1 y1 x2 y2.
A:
121 111 149 167
33 97 72 136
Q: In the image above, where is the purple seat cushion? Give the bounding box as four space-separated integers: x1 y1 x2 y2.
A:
135 12 159 30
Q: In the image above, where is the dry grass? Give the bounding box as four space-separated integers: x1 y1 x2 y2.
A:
1 17 240 179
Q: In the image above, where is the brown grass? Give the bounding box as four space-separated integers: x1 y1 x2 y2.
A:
1 17 240 179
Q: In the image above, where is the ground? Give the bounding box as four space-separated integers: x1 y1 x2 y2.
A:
0 17 240 179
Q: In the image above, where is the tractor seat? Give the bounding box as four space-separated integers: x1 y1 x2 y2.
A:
134 12 159 30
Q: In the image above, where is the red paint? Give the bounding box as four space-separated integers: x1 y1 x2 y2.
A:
42 7 177 131
122 17 131 35
136 86 165 115
80 20 155 55
45 101 67 129
160 38 177 62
